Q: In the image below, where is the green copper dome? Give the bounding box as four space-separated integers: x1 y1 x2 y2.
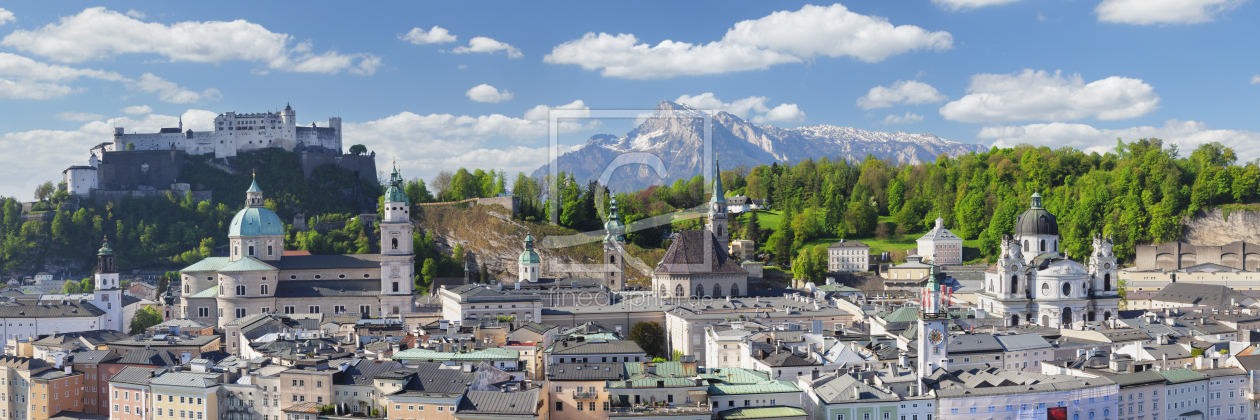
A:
230 207 285 237
518 234 540 264
384 164 410 205
97 237 114 256
604 197 626 243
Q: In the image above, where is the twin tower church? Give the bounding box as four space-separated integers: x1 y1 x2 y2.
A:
173 166 417 327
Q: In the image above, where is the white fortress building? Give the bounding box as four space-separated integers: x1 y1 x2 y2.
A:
976 194 1121 327
108 103 342 158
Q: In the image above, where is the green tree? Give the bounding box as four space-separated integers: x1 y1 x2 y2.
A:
627 321 666 358
129 306 163 334
421 258 437 291
80 278 94 293
34 181 55 202
743 210 761 245
62 280 82 294
125 142 136 151
349 144 368 155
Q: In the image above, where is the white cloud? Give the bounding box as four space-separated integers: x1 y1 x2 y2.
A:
0 109 219 198
880 112 924 125
124 9 145 19
1251 75 1260 84
857 80 947 109
343 109 596 183
939 69 1160 123
466 84 513 103
401 26 457 44
0 52 126 99
452 37 523 58
55 112 105 122
524 100 590 120
0 7 380 75
675 93 806 123
0 8 14 26
130 73 221 104
933 0 1023 11
545 4 952 79
122 105 152 115
1096 0 1245 25
979 120 1260 160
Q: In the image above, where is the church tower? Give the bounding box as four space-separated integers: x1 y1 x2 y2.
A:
518 234 541 283
705 158 729 251
603 197 626 290
93 237 123 332
917 276 949 379
379 164 414 315
1089 233 1119 297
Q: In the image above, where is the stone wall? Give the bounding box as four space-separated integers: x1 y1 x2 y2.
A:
90 189 212 204
300 152 378 186
1182 208 1260 245
97 150 187 190
475 196 520 215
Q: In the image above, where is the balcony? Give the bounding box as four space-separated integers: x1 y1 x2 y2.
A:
573 391 600 400
609 405 712 417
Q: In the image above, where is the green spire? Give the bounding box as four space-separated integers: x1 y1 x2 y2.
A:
97 236 114 256
384 162 410 205
247 176 261 193
604 197 626 243
710 157 726 203
1030 192 1042 209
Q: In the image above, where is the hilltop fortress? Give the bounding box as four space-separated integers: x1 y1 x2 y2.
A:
105 103 342 158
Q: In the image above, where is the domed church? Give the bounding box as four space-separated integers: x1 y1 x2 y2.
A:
176 167 416 327
975 193 1121 328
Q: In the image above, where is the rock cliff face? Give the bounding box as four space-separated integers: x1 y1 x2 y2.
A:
1181 208 1260 245
415 203 660 286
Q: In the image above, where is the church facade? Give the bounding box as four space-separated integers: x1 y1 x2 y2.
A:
651 160 747 298
975 193 1121 327
176 167 415 327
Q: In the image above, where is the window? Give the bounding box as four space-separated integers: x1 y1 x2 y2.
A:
334 306 346 313
393 282 399 292
555 402 563 411
236 308 246 318
261 285 268 295
284 306 295 314
267 245 273 256
248 245 255 256
308 306 320 314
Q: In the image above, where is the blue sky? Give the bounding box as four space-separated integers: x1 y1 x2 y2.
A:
0 1 1258 198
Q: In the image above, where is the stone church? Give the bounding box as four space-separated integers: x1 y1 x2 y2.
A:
651 160 747 298
975 193 1121 327
176 166 416 327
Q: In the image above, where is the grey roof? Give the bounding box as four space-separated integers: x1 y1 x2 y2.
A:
549 340 645 356
48 413 109 420
1197 367 1247 378
1143 344 1194 360
828 240 868 249
393 362 475 396
0 301 105 318
151 319 212 330
334 359 403 386
757 349 819 367
33 330 129 347
116 349 180 366
1153 283 1251 307
108 366 157 386
274 280 380 298
110 333 219 348
925 367 1113 398
994 333 1052 352
446 284 541 303
457 388 540 416
812 374 900 404
946 333 1003 354
269 254 382 270
654 230 747 275
69 350 120 364
149 371 220 388
1233 355 1260 371
549 363 625 381
0 355 48 370
543 300 675 315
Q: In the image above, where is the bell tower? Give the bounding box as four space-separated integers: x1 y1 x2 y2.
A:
603 197 626 291
93 237 123 332
1089 233 1119 296
379 164 414 315
997 235 1027 299
917 276 949 380
705 158 729 251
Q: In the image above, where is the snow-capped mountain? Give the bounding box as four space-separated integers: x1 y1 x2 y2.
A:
534 100 987 191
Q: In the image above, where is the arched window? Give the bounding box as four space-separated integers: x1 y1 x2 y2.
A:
675 284 684 297
391 238 398 250
1062 283 1071 297
731 284 740 296
713 284 722 297
696 284 706 297
1040 240 1046 252
1010 275 1018 294
1023 240 1028 250
1104 273 1112 291
1041 282 1049 296
988 280 993 292
1010 314 1019 326
610 255 616 264
1041 315 1049 326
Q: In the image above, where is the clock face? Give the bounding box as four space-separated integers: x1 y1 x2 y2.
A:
928 329 944 345
1104 263 1111 269
1010 264 1019 271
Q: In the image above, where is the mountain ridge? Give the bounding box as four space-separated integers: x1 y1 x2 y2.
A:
534 100 987 191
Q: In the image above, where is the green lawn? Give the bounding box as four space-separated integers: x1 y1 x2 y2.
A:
735 210 989 263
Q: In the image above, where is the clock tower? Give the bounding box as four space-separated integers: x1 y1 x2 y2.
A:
917 276 949 379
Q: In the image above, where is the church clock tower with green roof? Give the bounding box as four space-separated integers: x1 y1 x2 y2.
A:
380 164 414 315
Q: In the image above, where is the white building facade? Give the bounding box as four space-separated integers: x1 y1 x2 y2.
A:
827 240 869 272
916 218 963 266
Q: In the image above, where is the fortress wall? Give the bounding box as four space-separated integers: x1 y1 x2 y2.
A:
300 153 378 186
476 196 520 215
97 150 186 190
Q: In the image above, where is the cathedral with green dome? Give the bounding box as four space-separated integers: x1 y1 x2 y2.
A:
176 167 417 342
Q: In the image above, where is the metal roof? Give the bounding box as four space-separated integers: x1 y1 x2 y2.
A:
718 406 808 420
181 257 233 272
549 363 624 381
393 347 519 361
229 206 284 237
219 257 278 272
994 333 1052 351
274 280 379 298
709 380 800 396
458 388 539 415
1155 369 1206 384
108 366 156 386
